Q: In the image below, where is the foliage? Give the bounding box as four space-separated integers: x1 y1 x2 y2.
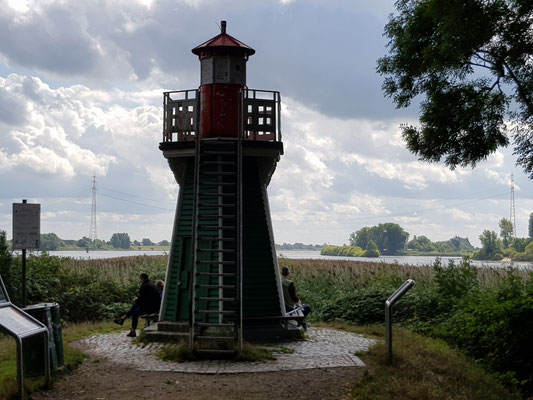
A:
0 231 13 296
510 237 531 253
285 257 532 396
109 233 131 249
363 240 380 257
276 242 324 251
141 238 153 246
434 269 533 395
474 230 503 260
499 218 515 248
40 233 65 251
349 223 409 254
1 253 167 321
348 325 519 400
320 245 364 257
432 257 478 302
409 235 475 254
378 0 533 178
407 235 436 252
529 213 533 239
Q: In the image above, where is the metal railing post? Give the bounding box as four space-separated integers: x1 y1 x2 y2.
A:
385 279 416 365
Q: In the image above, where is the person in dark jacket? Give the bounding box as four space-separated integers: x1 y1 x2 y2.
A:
114 273 161 337
281 266 311 317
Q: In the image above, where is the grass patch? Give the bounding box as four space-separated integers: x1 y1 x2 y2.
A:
158 342 277 363
318 323 521 400
0 321 124 400
158 343 196 362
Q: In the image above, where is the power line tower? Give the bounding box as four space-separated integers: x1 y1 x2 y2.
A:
510 174 516 237
90 175 98 241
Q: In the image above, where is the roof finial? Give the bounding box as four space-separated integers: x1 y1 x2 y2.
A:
221 20 226 34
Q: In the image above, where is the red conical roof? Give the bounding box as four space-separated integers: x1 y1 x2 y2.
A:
192 21 255 58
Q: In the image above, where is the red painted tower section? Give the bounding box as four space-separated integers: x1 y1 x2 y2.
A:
192 21 255 138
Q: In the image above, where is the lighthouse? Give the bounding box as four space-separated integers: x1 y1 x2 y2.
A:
156 22 293 350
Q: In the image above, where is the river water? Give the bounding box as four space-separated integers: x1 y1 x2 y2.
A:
29 249 532 269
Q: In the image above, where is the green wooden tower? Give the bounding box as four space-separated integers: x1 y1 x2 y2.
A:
156 22 294 350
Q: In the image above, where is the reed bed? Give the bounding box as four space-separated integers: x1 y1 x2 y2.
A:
280 257 530 290
58 255 168 285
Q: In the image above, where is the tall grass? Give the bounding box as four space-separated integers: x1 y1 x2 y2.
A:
59 255 168 285
1 252 531 397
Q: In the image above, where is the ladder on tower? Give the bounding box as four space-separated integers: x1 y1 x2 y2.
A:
190 137 243 353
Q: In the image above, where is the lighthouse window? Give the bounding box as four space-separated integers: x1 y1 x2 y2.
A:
259 118 264 125
247 105 253 113
190 117 194 126
266 117 272 125
258 106 264 113
188 106 194 112
266 106 272 114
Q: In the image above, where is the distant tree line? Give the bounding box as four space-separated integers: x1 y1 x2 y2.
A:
29 232 171 251
323 215 533 261
472 216 533 261
275 243 325 251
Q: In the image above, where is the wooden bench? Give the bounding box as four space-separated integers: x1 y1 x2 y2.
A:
140 313 159 327
245 314 307 329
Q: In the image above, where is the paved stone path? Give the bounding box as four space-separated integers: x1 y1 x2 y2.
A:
79 327 375 373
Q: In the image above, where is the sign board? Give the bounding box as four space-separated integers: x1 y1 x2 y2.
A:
0 305 43 336
13 203 40 250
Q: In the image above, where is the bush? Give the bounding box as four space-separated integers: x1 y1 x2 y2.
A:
434 269 533 395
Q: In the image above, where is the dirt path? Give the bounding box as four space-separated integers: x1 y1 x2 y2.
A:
31 353 364 400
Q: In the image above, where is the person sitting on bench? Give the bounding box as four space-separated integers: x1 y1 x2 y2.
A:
114 273 161 337
281 266 311 317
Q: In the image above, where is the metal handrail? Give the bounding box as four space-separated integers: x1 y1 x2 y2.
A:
385 279 416 364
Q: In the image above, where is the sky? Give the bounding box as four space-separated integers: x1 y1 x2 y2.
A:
0 0 531 247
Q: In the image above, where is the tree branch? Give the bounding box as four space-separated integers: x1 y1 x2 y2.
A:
501 58 533 115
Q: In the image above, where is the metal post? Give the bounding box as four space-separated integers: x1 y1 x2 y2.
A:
385 279 416 365
16 337 23 400
21 199 27 308
21 249 26 308
43 329 51 388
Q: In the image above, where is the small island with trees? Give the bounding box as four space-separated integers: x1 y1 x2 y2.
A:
321 213 533 261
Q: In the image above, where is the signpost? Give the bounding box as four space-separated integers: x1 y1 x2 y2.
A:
12 199 40 307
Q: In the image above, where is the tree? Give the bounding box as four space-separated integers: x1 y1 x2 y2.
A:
158 240 170 246
363 240 380 257
109 233 131 249
0 231 13 294
379 223 409 254
510 237 531 252
349 227 372 250
479 230 502 258
141 238 153 246
349 223 409 254
40 233 65 251
77 236 92 248
378 0 533 177
407 235 436 252
499 218 514 248
529 213 533 239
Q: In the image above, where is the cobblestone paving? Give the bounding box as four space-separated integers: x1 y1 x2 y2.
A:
79 328 375 374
